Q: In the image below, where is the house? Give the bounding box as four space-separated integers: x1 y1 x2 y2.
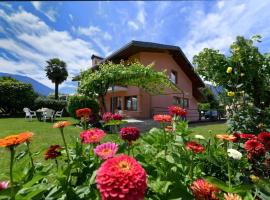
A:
86 41 204 121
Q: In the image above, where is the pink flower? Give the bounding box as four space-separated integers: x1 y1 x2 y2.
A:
0 181 8 190
112 113 123 120
168 105 187 117
120 127 140 144
80 128 106 144
102 112 123 122
94 142 118 160
186 141 205 153
96 155 147 200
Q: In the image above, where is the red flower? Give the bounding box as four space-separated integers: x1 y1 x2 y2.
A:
153 114 172 123
76 108 92 118
186 141 205 153
80 128 106 144
190 179 219 200
120 127 140 144
244 139 266 160
96 155 147 200
44 145 62 160
168 105 187 117
239 133 256 140
258 132 270 151
102 112 123 122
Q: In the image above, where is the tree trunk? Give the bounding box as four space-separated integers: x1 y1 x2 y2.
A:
101 95 107 113
55 83 59 100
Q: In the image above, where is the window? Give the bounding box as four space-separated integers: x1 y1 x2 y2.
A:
170 70 177 84
173 96 189 108
125 96 137 111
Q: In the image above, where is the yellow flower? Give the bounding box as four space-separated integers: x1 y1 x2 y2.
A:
250 175 259 183
227 91 235 97
226 67 233 74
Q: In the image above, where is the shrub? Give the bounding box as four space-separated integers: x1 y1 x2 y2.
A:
0 78 37 114
67 95 99 118
34 97 67 111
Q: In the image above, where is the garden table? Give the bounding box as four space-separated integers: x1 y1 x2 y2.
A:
36 108 47 121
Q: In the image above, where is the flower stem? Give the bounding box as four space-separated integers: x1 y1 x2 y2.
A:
189 153 194 180
55 159 59 171
60 128 70 163
226 142 231 188
26 142 35 170
9 146 15 200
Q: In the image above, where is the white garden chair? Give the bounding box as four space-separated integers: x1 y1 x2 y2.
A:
42 109 55 122
54 109 63 119
23 108 36 121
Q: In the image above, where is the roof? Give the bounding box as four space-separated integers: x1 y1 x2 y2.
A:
91 54 104 60
93 40 204 88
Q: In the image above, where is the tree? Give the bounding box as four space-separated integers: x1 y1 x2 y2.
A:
0 77 37 114
193 35 270 133
78 61 178 112
45 58 68 99
199 86 219 109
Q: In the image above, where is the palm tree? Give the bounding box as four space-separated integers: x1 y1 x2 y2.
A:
45 58 68 99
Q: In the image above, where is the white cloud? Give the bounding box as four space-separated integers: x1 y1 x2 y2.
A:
0 8 97 91
179 0 270 61
69 14 73 21
31 1 57 22
128 21 139 30
77 25 112 55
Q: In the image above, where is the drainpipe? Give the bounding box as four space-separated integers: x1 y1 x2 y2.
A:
112 85 115 114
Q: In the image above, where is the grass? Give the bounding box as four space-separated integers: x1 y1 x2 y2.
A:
0 117 227 179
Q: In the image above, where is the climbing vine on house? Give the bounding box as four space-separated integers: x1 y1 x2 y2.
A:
78 61 178 112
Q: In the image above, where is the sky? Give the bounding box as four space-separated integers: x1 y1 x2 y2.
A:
0 1 270 94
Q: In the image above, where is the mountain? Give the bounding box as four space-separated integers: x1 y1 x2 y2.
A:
0 72 53 96
206 83 224 97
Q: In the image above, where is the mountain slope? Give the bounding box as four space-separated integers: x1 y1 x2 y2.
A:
0 72 53 96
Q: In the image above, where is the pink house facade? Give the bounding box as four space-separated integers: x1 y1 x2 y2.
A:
90 41 204 121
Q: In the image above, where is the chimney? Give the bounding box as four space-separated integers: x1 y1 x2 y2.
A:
91 54 103 67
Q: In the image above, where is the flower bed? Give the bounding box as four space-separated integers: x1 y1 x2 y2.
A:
0 106 269 199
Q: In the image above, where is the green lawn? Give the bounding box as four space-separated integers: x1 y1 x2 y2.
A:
0 118 227 179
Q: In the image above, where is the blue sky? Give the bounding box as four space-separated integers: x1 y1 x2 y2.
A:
0 1 270 94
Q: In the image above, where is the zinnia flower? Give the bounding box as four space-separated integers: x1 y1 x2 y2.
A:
227 149 242 160
239 133 256 140
0 181 8 190
227 91 235 97
0 132 33 147
244 139 266 160
168 105 187 117
195 135 205 140
186 141 205 153
76 108 92 118
53 121 72 129
224 193 242 200
120 127 140 144
258 132 270 151
153 114 172 123
226 67 233 74
96 155 147 200
94 142 118 160
80 128 106 144
102 112 123 122
112 113 123 120
190 179 219 200
216 134 237 142
44 145 62 160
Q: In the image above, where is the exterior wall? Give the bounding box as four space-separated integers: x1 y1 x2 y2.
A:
103 52 200 121
138 52 199 121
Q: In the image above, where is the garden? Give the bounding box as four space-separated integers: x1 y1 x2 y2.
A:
0 35 270 200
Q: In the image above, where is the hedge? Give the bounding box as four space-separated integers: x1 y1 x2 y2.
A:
67 95 99 118
34 97 67 112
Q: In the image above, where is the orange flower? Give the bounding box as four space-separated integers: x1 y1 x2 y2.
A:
53 121 72 129
216 134 237 142
0 132 33 147
153 114 172 123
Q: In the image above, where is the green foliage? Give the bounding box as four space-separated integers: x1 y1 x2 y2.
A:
0 78 37 114
193 35 270 133
67 95 99 118
78 61 178 111
198 103 210 110
34 97 67 111
45 58 68 99
200 86 219 109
